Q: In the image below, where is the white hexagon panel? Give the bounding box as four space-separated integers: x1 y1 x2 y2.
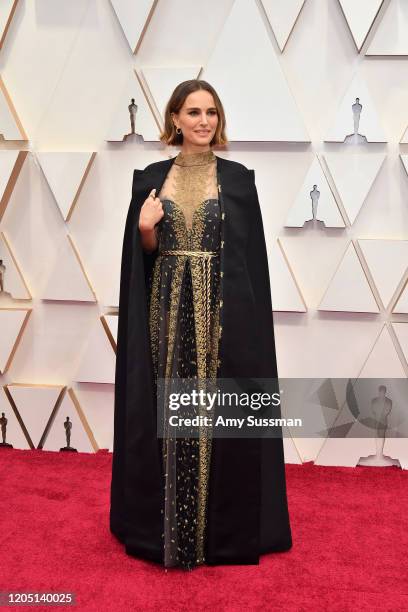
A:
5 383 66 449
106 69 160 142
325 73 387 143
201 0 309 142
285 156 345 228
36 152 96 222
0 75 27 140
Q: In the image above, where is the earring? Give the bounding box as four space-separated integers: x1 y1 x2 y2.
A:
176 127 182 134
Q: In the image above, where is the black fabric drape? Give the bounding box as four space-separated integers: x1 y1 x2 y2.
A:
110 155 292 565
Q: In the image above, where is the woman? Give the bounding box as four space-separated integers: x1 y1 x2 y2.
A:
110 79 292 570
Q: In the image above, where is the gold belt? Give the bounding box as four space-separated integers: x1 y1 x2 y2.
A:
159 249 219 258
158 249 218 347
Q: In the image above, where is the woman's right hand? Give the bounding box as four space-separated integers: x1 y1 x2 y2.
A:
139 188 164 232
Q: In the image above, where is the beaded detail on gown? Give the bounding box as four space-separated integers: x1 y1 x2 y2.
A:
147 149 221 570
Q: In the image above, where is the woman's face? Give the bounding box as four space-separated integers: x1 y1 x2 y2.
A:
171 89 219 149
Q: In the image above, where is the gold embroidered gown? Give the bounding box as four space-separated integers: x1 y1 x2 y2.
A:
147 149 221 570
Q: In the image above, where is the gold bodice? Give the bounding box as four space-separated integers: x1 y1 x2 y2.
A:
158 149 218 233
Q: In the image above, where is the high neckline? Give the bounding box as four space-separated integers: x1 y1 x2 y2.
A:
174 149 216 167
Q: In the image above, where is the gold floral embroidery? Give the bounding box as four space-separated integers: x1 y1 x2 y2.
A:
160 150 218 234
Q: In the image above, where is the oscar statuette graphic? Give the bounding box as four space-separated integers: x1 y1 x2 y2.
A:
358 385 400 467
310 184 320 221
0 412 13 448
59 416 77 452
125 98 143 142
0 259 6 293
344 97 367 144
128 98 138 133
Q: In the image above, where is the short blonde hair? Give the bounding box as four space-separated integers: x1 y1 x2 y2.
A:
159 79 228 147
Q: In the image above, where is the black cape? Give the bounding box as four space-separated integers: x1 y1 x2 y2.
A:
110 154 292 565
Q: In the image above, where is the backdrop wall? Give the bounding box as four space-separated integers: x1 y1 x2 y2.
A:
0 0 407 467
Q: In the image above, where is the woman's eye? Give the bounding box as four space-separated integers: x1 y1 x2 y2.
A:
188 110 217 116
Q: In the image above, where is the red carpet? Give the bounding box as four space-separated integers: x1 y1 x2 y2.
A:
0 448 406 611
